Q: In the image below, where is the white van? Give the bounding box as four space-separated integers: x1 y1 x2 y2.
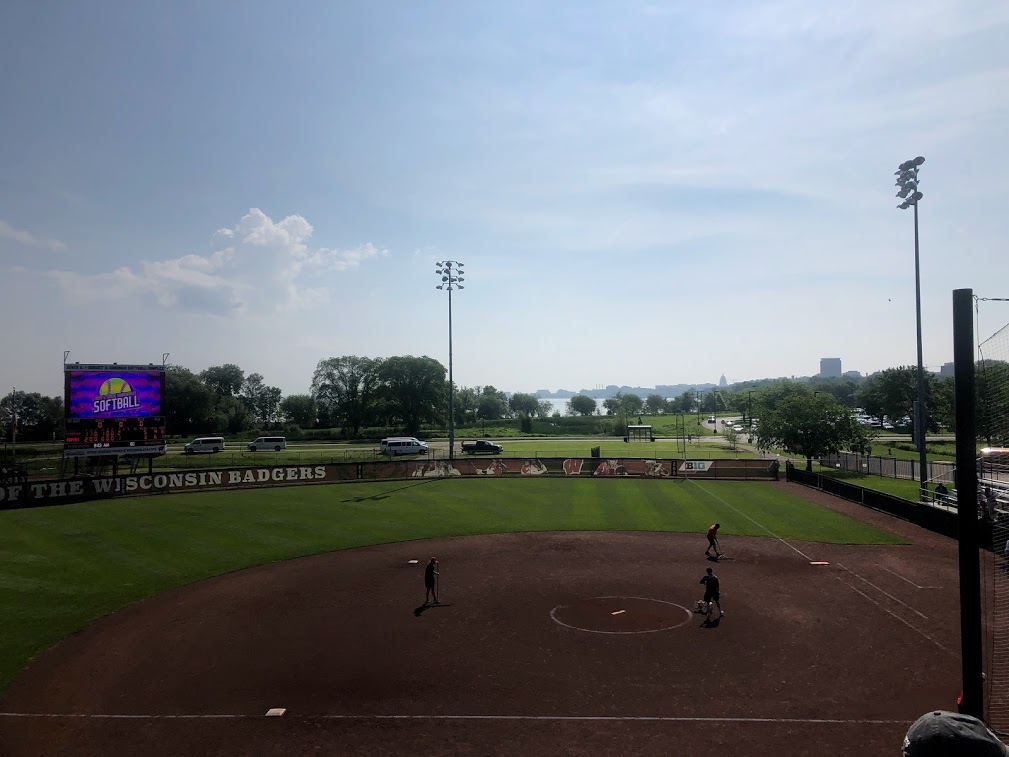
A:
247 436 287 452
379 437 429 456
184 437 225 454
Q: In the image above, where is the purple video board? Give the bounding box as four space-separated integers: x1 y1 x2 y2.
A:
66 370 163 419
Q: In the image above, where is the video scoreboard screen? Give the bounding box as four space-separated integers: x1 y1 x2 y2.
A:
64 364 167 457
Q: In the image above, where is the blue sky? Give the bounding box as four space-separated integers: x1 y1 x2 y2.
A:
2 1 1008 397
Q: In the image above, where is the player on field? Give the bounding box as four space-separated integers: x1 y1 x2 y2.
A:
699 567 723 619
704 523 722 558
424 557 440 605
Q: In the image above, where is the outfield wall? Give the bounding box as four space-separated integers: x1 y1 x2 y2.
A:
0 457 776 509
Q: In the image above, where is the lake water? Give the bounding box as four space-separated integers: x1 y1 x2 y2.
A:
536 397 673 415
539 397 575 415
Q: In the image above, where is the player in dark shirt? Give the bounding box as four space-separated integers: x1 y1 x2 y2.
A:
424 557 439 605
699 567 723 619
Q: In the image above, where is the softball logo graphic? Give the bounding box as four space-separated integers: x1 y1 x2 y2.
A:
93 377 141 414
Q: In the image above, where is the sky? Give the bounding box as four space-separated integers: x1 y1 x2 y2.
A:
1 1 1008 398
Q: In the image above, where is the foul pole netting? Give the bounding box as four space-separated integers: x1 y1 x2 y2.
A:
976 302 1009 733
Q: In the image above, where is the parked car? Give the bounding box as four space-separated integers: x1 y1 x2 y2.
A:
461 439 504 454
184 437 225 454
379 437 429 456
707 416 716 424
247 436 286 452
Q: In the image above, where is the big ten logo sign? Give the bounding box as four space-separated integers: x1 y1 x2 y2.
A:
679 460 713 473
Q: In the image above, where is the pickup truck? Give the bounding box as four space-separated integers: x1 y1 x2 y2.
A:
461 440 504 455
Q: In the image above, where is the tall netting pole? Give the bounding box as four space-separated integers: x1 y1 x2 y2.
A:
954 288 984 720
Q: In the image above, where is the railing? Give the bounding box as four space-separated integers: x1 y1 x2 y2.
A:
787 466 960 539
818 451 954 483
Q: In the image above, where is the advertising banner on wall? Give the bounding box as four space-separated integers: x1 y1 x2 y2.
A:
0 458 775 508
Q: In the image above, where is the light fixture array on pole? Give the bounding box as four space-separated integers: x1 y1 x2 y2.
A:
895 155 928 501
435 261 464 461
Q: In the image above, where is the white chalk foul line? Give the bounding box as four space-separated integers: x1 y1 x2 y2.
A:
691 480 950 653
688 481 813 561
879 565 940 590
0 718 242 722
832 575 955 658
0 712 909 725
835 563 927 619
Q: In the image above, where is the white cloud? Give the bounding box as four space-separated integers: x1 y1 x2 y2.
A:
48 208 387 314
0 219 66 252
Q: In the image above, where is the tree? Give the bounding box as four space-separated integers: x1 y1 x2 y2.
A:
508 392 541 418
621 393 644 418
808 377 859 408
164 366 216 436
672 390 696 414
281 394 318 428
453 386 479 425
379 355 447 434
568 395 597 416
930 376 954 432
199 364 245 397
537 400 553 418
645 394 666 415
0 391 64 442
240 373 282 425
857 366 940 434
756 385 870 471
213 394 255 434
476 386 509 421
311 356 384 437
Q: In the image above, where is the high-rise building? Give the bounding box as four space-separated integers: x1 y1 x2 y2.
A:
940 362 955 377
819 358 842 377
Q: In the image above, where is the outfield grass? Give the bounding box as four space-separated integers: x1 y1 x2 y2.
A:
11 438 761 477
870 442 957 462
478 439 755 459
0 478 904 694
814 467 925 501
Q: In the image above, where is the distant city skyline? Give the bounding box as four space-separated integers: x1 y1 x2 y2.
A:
1 355 960 403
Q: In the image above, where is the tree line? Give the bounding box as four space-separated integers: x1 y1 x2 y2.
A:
1 358 1007 444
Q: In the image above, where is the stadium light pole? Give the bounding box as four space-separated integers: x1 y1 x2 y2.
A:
436 261 464 461
895 156 928 501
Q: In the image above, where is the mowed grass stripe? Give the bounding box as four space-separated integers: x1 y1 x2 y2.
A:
0 478 903 693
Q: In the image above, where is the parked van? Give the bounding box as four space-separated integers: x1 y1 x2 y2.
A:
247 436 287 452
184 437 225 454
379 437 429 456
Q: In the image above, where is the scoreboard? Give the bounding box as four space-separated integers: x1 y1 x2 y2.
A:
64 417 167 457
63 363 167 458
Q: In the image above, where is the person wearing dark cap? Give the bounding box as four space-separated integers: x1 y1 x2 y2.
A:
902 710 1008 756
699 567 722 620
424 557 439 605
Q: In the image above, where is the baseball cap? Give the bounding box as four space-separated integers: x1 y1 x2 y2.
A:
903 711 1008 757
